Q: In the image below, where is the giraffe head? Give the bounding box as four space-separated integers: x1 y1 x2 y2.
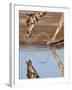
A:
26 60 32 66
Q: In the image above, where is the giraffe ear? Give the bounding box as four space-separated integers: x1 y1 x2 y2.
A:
29 60 32 63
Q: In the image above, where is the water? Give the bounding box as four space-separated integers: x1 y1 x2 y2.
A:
19 45 64 79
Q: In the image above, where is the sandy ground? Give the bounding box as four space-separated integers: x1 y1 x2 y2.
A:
19 25 64 46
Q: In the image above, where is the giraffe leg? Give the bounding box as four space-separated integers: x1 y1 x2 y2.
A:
47 14 64 45
26 24 35 37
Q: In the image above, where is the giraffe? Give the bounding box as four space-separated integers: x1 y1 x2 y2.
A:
26 12 47 37
26 60 40 79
